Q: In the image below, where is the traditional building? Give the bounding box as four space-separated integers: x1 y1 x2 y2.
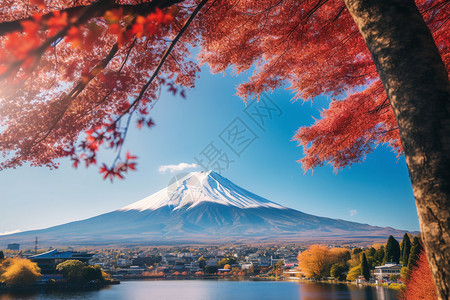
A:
31 249 94 274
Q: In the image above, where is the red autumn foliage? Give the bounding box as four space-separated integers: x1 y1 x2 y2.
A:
401 252 438 300
0 0 448 179
0 0 191 180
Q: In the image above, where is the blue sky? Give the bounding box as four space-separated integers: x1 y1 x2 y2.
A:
0 65 420 236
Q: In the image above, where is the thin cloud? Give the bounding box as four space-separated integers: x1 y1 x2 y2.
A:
159 163 199 173
0 229 21 236
350 209 358 217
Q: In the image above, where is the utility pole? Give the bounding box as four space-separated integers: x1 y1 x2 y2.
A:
34 237 38 254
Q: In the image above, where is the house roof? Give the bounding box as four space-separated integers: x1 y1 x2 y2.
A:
375 263 402 269
31 249 93 260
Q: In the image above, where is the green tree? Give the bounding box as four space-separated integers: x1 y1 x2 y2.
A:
57 260 104 283
384 236 401 264
408 237 424 269
81 265 103 282
56 260 86 282
401 234 412 266
0 251 4 262
374 246 385 266
330 263 349 281
204 265 218 274
361 253 370 281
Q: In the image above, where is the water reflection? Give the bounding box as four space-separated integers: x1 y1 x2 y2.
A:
0 280 398 300
298 282 398 300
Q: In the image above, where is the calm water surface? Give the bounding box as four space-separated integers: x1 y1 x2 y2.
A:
0 280 399 300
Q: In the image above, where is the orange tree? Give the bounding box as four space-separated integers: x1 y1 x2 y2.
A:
402 252 438 300
0 0 448 298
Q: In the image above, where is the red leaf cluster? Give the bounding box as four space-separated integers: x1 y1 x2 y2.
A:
0 0 448 177
401 252 438 300
99 151 138 181
0 1 200 178
197 0 449 171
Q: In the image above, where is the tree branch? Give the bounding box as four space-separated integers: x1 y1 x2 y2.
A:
0 0 186 36
112 0 209 124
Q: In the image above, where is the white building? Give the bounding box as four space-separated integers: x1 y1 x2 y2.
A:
373 263 402 281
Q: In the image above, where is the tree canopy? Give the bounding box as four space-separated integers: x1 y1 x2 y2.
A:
408 237 424 270
297 245 349 279
56 259 103 282
401 233 412 266
361 253 370 281
384 235 401 264
0 0 447 177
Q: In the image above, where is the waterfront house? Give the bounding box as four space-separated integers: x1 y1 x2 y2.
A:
373 262 402 281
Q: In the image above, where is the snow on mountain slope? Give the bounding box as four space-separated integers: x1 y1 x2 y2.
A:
0 170 415 247
119 171 286 211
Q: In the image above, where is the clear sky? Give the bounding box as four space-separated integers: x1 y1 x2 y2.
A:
0 65 420 236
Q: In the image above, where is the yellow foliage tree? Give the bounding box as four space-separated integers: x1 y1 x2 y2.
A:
330 248 351 264
346 265 362 281
0 258 41 286
298 245 350 279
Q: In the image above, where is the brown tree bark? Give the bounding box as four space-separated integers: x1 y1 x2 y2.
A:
344 0 450 299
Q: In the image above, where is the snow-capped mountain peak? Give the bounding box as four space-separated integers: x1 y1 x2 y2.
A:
2 170 413 246
119 170 286 211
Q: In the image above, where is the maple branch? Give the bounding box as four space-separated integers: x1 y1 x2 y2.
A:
0 0 117 80
262 0 330 55
112 0 208 125
0 0 187 36
29 43 120 150
0 0 189 81
432 14 450 32
111 112 133 167
118 38 137 73
368 97 390 114
419 0 450 14
331 5 346 23
243 0 285 16
7 0 185 160
380 127 399 134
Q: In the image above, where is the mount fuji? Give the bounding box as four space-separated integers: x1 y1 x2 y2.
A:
1 171 411 246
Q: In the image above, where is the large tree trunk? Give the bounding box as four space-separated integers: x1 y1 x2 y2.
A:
343 0 450 299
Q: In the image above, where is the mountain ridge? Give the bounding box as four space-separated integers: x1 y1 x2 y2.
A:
0 171 415 247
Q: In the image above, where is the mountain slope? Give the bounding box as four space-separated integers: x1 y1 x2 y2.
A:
0 171 412 246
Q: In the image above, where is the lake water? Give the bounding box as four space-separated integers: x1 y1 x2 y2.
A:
0 280 399 300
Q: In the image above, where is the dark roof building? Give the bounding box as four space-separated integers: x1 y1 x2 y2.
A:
7 243 20 251
31 249 94 274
